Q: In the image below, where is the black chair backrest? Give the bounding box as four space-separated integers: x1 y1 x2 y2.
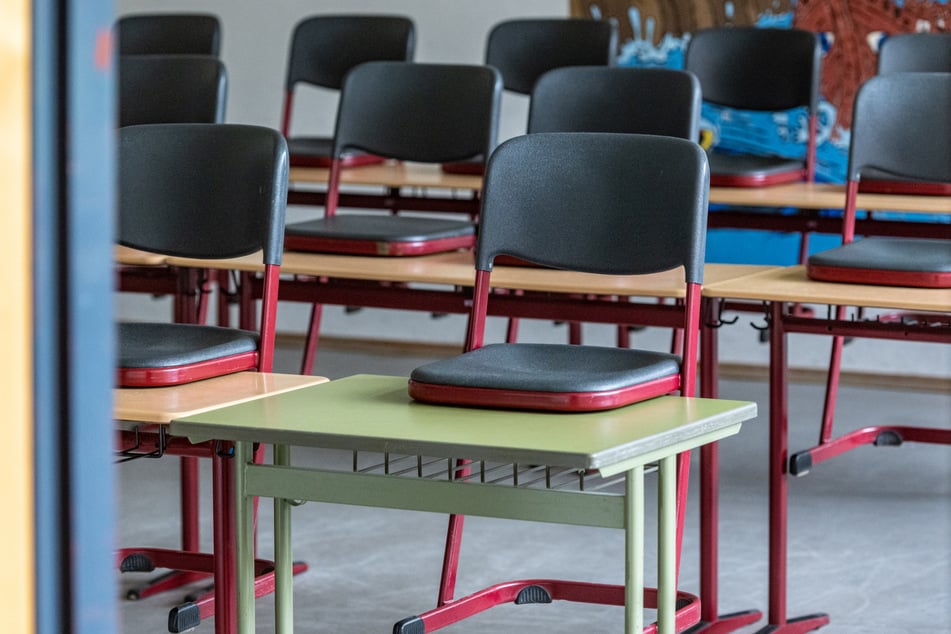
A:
528 66 701 140
117 13 221 56
848 72 951 184
685 26 821 111
485 18 617 94
476 133 709 284
118 55 227 126
285 15 415 91
332 61 502 163
877 32 951 74
118 124 288 265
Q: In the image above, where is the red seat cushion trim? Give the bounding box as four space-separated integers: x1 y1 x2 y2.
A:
441 161 485 176
806 264 951 288
408 374 681 412
858 179 951 196
117 351 259 387
284 233 475 256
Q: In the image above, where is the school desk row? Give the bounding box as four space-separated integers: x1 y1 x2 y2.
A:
114 245 950 634
285 162 951 240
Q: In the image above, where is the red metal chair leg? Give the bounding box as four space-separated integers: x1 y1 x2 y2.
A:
168 561 310 633
300 302 324 375
790 425 951 477
396 580 701 634
123 456 203 601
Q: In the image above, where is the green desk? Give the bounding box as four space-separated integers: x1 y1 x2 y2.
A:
171 374 756 633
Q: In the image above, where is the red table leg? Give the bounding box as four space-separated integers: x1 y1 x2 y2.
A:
689 300 763 633
757 301 829 634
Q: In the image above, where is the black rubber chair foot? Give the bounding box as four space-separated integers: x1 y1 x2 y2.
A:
515 585 553 604
393 615 425 634
120 553 155 573
874 430 903 446
789 451 812 477
168 602 200 633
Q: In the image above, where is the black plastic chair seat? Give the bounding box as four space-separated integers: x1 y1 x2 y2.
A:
284 215 476 256
708 152 805 186
286 137 383 168
409 343 682 411
807 237 951 288
118 322 260 368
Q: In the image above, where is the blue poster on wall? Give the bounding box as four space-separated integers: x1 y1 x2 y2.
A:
594 1 950 264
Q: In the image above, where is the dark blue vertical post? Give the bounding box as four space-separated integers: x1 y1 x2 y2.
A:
33 0 116 632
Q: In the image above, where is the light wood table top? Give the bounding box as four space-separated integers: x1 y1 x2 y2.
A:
114 372 328 424
290 161 482 191
288 163 951 214
709 182 951 214
166 251 777 300
703 265 951 312
114 245 167 266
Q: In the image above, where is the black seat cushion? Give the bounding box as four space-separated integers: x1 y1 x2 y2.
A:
118 322 259 368
286 215 475 243
410 343 681 393
708 152 804 179
807 237 951 288
809 237 951 272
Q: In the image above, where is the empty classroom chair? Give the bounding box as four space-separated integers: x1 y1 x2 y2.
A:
405 131 710 630
280 14 415 167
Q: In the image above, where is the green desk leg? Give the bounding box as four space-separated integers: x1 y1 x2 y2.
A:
235 440 255 634
274 444 293 634
657 455 677 633
625 465 645 634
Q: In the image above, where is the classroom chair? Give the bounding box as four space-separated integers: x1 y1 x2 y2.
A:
280 14 415 168
116 13 221 56
685 26 821 265
798 72 951 474
116 54 228 326
116 123 286 386
116 123 288 631
115 56 233 609
442 17 617 174
503 65 702 345
877 31 951 75
684 26 821 187
859 32 951 195
403 131 710 630
284 60 501 373
283 61 500 257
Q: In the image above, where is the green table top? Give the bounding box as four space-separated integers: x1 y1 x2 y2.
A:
170 374 756 473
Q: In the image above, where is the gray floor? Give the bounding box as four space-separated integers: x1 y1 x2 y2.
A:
118 340 951 633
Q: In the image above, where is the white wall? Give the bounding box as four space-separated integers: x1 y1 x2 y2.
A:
113 0 950 379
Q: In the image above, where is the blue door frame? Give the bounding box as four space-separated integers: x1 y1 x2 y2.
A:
33 1 117 632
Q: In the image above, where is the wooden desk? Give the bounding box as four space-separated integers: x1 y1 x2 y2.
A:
169 374 757 634
287 161 482 215
114 245 167 266
115 372 328 634
290 162 482 191
286 163 950 238
115 372 329 424
166 250 775 325
702 267 951 633
290 163 951 213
